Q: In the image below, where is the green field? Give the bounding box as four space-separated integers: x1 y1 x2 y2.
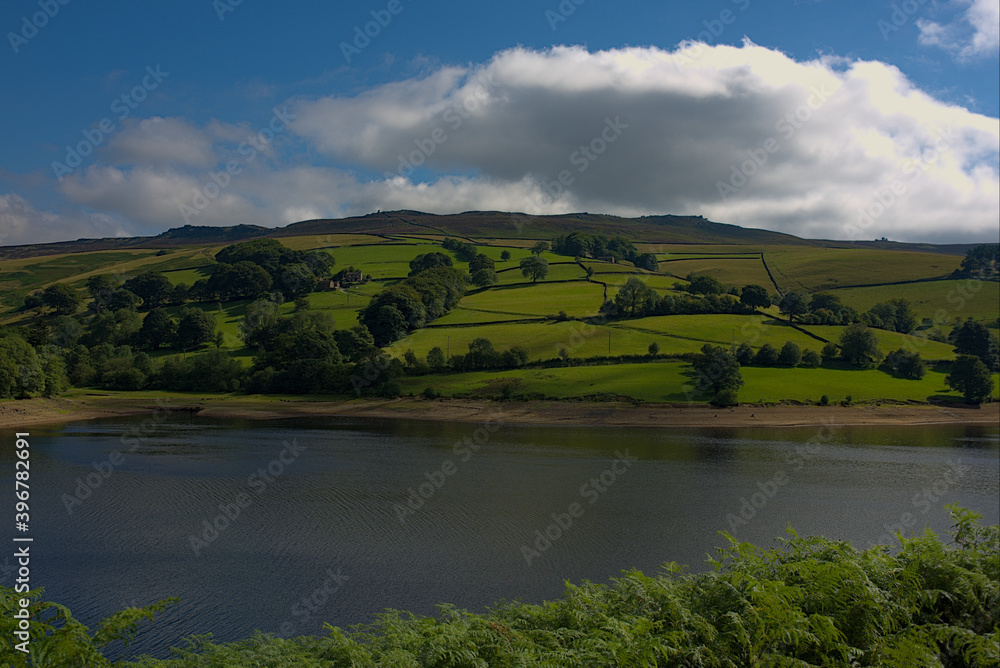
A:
495 261 585 284
585 268 678 291
398 360 1000 403
3 226 994 406
738 365 999 403
801 325 958 360
765 248 962 293
614 314 823 352
395 320 681 362
430 307 542 326
0 250 160 292
462 281 605 317
270 233 403 250
826 279 999 328
659 257 776 290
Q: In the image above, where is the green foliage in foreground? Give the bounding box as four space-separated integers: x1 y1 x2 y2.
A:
3 508 998 667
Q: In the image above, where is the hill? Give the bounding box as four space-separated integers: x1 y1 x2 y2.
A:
3 210 978 261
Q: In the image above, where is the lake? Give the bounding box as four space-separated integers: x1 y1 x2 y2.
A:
3 415 997 660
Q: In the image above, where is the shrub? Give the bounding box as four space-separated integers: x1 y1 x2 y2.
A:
778 341 802 367
801 350 822 368
712 387 739 406
753 343 780 366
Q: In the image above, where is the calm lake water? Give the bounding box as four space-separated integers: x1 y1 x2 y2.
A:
3 415 998 660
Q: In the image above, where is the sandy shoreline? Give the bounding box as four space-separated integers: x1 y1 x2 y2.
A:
1 395 997 430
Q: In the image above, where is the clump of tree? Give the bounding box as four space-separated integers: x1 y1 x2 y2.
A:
408 252 453 276
519 256 549 283
64 343 153 391
0 329 66 398
946 355 995 404
441 237 479 262
739 284 771 310
210 238 334 300
449 337 530 372
157 350 245 393
359 267 468 346
237 299 398 396
950 318 999 371
606 278 754 319
838 323 883 368
684 273 727 296
881 348 926 379
123 272 178 309
634 253 659 271
951 243 999 279
136 308 177 350
740 341 817 368
469 253 499 287
175 308 219 351
795 292 860 326
692 344 743 406
551 232 641 264
778 292 809 323
864 298 917 334
204 261 273 301
40 284 84 315
613 277 659 316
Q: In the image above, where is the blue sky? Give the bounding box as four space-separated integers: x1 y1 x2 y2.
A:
1 0 997 245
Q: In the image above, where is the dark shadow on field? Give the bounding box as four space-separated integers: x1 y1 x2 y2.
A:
926 395 983 408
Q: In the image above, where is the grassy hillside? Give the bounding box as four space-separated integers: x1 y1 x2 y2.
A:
1 216 995 405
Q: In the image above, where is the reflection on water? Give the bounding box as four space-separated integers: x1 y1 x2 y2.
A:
1 417 996 659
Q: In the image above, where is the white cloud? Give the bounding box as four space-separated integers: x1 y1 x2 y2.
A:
288 43 999 242
918 0 1000 61
105 117 217 168
0 193 131 246
19 43 1000 245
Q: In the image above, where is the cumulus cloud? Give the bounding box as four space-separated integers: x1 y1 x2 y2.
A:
288 43 999 242
25 43 1000 245
105 117 217 168
0 193 131 246
918 0 1000 61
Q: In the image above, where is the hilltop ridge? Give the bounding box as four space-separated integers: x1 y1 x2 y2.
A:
0 210 979 260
